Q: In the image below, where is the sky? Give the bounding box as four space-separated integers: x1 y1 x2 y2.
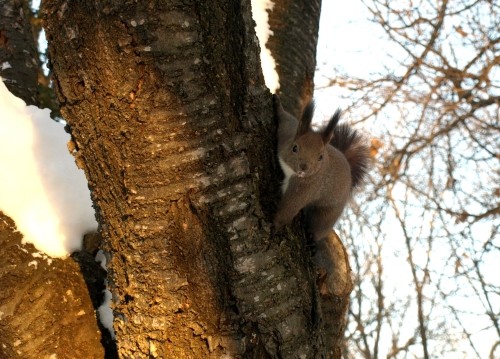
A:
311 2 499 358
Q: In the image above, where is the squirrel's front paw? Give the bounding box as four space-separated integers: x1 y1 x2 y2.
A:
272 217 286 234
272 216 291 236
270 223 281 238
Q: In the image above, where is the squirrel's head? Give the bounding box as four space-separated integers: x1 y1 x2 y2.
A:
288 131 326 178
277 98 341 178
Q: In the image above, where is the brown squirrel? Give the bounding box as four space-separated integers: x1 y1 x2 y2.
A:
273 94 370 242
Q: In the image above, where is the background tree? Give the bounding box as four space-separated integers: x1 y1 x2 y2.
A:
317 0 499 357
0 0 58 113
0 0 40 105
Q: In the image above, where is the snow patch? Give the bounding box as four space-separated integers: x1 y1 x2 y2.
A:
251 0 280 93
32 251 54 265
98 288 115 339
95 249 107 270
18 245 28 253
0 79 97 258
95 250 115 339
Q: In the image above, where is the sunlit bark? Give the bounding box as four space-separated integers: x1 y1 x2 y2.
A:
43 0 347 357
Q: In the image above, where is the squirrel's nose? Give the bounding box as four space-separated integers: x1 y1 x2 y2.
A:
300 163 308 171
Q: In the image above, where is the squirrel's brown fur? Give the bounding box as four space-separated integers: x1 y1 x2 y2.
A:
273 94 370 241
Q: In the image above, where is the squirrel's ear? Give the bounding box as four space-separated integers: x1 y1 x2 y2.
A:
273 93 282 108
273 93 285 119
322 109 341 144
297 100 315 136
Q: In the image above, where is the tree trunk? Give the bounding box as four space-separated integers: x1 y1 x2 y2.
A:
268 0 322 116
0 0 40 106
0 211 105 358
43 0 350 357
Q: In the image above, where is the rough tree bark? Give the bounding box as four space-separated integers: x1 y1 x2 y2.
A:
0 0 59 114
0 212 105 358
0 1 106 357
268 2 353 355
268 0 322 116
0 0 41 105
42 0 351 357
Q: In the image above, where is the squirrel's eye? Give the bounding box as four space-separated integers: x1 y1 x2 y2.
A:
292 144 298 153
318 154 323 161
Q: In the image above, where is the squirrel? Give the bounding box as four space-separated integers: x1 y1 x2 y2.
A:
273 94 370 242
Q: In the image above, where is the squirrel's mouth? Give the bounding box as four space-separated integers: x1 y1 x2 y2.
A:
296 171 306 178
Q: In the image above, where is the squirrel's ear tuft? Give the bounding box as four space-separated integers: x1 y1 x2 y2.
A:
297 100 315 136
273 93 285 119
273 93 282 110
322 108 341 144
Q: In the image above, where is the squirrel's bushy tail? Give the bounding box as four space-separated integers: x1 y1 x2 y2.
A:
330 122 370 190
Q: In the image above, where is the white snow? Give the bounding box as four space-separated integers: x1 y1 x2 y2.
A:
1 62 12 71
95 250 115 338
95 249 107 270
97 283 115 339
32 251 54 265
251 0 280 93
0 79 97 258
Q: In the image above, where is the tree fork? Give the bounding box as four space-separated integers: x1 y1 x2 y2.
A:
43 0 350 357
